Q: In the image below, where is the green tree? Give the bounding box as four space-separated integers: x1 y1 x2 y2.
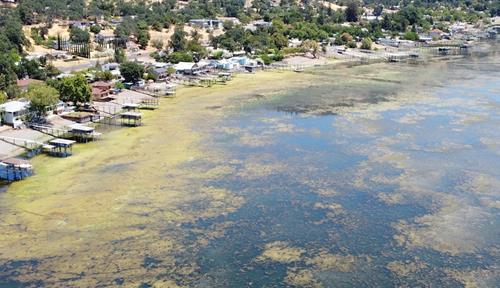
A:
114 48 126 63
90 25 102 34
24 83 60 117
167 66 176 75
300 40 319 58
360 37 372 50
346 41 357 48
137 30 150 49
69 26 90 43
120 61 144 83
373 5 384 17
0 92 7 104
169 26 188 52
95 71 113 81
345 1 359 22
57 75 92 105
114 81 125 90
404 31 419 41
167 52 193 64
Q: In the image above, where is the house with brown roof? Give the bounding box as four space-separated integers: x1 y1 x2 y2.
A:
91 81 113 101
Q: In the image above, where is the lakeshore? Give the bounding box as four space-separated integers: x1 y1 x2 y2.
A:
1 44 499 286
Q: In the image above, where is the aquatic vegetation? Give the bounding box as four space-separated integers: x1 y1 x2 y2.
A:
256 241 305 263
1 48 499 286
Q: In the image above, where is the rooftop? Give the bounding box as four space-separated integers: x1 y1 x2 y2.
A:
69 124 94 133
49 138 76 146
0 100 29 113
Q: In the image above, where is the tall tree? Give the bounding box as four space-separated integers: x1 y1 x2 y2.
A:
69 26 91 43
345 1 359 22
55 75 92 105
169 26 188 52
24 83 60 117
120 61 144 83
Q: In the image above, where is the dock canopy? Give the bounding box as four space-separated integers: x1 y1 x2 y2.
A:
122 103 140 110
68 124 100 142
69 124 94 133
120 111 142 126
48 138 77 157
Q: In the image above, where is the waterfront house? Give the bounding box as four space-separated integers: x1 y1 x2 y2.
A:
0 100 29 128
174 62 197 75
150 67 170 81
91 81 113 101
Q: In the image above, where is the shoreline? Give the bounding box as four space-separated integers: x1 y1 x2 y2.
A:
0 41 485 167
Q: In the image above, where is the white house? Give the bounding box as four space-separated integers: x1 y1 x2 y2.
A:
0 100 30 128
189 19 224 29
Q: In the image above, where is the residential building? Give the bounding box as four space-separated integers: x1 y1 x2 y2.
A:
150 67 170 81
189 19 224 29
0 100 29 128
91 81 113 101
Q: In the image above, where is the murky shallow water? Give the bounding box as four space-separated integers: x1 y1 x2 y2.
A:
1 43 499 287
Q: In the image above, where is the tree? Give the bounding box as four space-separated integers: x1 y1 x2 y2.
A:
114 81 125 90
24 83 59 117
373 5 384 17
16 59 47 80
137 29 150 49
360 37 372 50
69 26 90 43
345 1 359 22
404 31 419 41
169 26 188 52
90 25 102 34
56 75 92 105
167 66 176 76
120 61 144 83
346 41 357 48
95 71 113 81
301 40 319 58
114 48 126 63
0 92 7 104
167 52 193 64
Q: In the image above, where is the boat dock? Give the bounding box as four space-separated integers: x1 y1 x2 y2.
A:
0 155 33 181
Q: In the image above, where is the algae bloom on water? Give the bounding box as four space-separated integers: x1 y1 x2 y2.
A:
1 46 500 287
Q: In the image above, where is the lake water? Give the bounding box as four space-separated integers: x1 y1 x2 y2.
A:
1 43 499 287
